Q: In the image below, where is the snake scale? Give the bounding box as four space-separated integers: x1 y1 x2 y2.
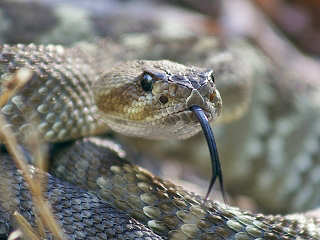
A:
0 0 320 239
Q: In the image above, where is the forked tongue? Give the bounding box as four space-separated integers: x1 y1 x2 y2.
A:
190 105 226 201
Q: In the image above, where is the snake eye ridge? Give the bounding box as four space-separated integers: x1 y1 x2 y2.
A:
141 73 153 92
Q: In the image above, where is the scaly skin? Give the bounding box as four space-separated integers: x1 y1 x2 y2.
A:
0 43 319 239
53 137 320 239
0 154 163 240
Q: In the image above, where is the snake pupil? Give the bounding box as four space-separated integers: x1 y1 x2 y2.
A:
141 73 153 92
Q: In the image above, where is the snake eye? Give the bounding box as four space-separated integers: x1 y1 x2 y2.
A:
159 95 168 104
141 73 153 92
210 72 215 83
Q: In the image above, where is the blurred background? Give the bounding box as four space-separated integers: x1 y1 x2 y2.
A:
1 0 319 215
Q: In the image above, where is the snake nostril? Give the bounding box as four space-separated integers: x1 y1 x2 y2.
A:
159 95 168 104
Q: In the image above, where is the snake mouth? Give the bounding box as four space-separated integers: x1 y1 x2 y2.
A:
158 98 217 125
158 107 213 129
182 105 216 123
181 109 213 123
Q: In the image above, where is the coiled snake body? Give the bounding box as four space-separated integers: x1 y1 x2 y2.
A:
0 43 319 240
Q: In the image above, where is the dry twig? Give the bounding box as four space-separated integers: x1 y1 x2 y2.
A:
0 68 66 239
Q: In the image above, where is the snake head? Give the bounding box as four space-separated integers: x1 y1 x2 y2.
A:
94 60 222 139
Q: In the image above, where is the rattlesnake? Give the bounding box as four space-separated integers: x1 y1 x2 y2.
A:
0 39 319 240
0 0 318 240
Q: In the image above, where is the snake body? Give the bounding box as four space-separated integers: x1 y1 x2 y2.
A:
0 41 319 239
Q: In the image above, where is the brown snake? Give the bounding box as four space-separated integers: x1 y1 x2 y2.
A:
0 42 319 240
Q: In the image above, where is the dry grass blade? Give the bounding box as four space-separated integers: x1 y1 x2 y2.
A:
12 211 41 240
7 229 23 240
0 68 66 239
0 68 31 107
